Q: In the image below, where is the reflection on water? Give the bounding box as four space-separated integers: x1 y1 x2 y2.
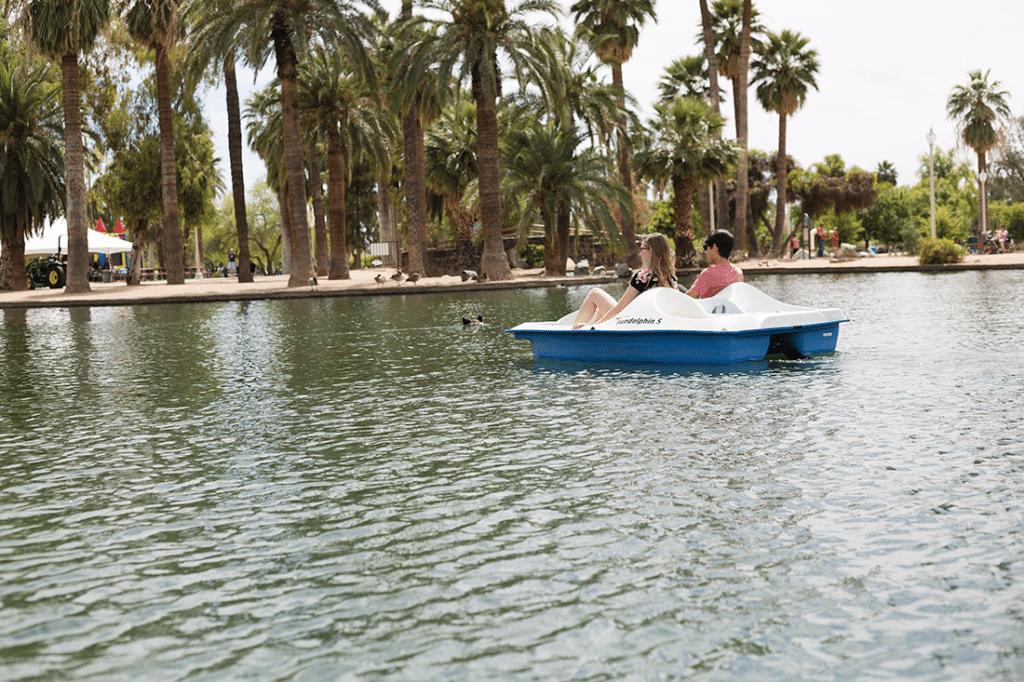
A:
2 271 1023 681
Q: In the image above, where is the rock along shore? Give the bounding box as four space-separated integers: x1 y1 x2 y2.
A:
2 251 1023 310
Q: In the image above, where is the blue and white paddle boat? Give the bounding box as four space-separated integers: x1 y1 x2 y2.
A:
506 283 848 364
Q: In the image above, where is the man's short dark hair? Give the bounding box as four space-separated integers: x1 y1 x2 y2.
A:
702 230 735 258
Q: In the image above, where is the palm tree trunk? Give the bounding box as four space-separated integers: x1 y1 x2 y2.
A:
278 169 292 274
225 63 254 283
612 64 639 268
672 174 698 268
699 0 730 231
326 129 350 279
376 171 397 267
979 153 989 236
60 54 90 293
557 201 573 276
272 12 313 287
403 100 428 275
772 113 788 254
308 152 328 276
155 44 185 285
474 81 512 281
732 0 753 257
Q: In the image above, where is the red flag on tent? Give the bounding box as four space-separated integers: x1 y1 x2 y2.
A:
95 218 107 233
114 218 126 236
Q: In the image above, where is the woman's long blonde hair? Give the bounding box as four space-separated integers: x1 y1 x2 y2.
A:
642 233 676 287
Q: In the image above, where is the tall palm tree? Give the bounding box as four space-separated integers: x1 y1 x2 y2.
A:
246 85 292 271
733 0 753 256
697 0 728 233
184 0 254 282
501 119 627 277
710 0 761 252
299 47 394 279
570 0 655 269
633 97 738 268
27 0 110 293
393 0 561 281
752 28 818 255
390 0 434 277
0 58 65 291
947 69 1011 236
196 0 381 287
125 0 188 284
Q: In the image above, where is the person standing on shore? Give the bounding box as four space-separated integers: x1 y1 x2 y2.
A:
816 224 826 257
687 230 744 299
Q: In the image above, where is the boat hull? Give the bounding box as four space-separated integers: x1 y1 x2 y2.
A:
509 322 842 364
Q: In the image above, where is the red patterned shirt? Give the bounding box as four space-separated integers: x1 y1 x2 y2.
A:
689 262 743 299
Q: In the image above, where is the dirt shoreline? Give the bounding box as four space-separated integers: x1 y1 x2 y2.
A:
3 251 1023 310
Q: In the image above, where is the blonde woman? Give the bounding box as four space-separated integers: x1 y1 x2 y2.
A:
571 233 677 329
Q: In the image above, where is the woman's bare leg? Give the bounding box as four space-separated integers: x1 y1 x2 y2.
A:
572 288 617 328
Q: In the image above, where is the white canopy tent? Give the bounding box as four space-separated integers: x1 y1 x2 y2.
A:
17 218 133 257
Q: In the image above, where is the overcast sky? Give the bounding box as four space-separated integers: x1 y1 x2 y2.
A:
207 0 1023 195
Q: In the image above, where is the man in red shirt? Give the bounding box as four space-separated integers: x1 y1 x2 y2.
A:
687 230 744 299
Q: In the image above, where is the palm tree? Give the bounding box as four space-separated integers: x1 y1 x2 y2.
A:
875 160 897 186
424 97 479 270
0 58 65 291
299 47 394 279
733 0 753 257
752 28 819 255
634 97 738 268
501 119 627 276
947 69 1012 236
124 0 189 284
27 0 110 293
658 55 714 104
393 0 561 281
184 0 254 282
389 0 436 277
709 0 761 253
570 0 655 269
246 85 292 271
194 0 381 287
697 0 728 233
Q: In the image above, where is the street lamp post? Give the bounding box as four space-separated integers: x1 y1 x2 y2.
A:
927 128 937 239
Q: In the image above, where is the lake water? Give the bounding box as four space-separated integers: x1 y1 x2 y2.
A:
1 271 1023 681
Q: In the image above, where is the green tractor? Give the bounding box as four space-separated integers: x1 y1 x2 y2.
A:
26 248 67 289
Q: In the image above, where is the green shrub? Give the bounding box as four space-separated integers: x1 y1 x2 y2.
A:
918 238 965 265
518 244 544 268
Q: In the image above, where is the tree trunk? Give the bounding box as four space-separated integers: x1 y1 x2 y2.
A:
672 174 698 268
60 54 90 293
326 129 350 279
377 171 397 267
474 78 512 281
155 44 185 285
699 0 730 235
979 152 989 236
732 0 753 257
554 203 571 276
308 152 328 276
272 13 312 287
0 231 27 291
612 64 639 268
277 169 292 274
771 113 789 255
403 100 428 275
225 62 253 283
